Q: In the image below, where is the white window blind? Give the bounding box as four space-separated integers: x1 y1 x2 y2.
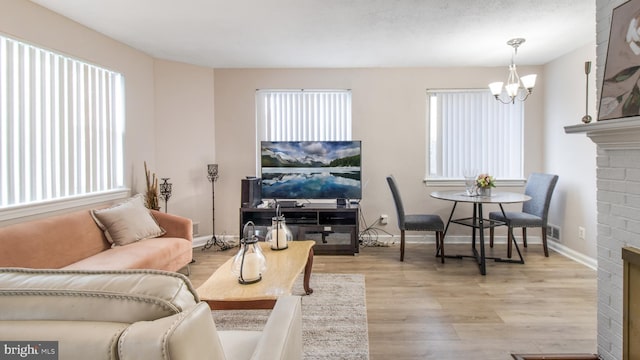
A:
427 89 523 180
256 89 352 141
0 35 125 208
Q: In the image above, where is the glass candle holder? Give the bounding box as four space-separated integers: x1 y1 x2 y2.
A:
266 215 292 250
231 225 266 284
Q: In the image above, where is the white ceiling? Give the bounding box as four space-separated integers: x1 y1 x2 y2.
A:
29 0 596 69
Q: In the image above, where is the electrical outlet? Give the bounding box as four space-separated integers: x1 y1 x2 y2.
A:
578 226 585 240
380 214 388 225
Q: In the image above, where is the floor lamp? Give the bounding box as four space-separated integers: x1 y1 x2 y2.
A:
203 164 232 251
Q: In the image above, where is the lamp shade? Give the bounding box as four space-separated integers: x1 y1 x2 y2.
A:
520 74 537 89
488 82 503 96
505 83 519 97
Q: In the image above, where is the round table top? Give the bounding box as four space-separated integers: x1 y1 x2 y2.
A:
430 190 531 204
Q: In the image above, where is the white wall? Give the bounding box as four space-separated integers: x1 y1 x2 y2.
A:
153 60 216 234
213 67 545 239
544 42 598 259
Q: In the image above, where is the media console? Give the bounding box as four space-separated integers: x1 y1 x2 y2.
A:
239 203 359 255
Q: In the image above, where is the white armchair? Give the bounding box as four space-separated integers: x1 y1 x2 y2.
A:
0 268 302 360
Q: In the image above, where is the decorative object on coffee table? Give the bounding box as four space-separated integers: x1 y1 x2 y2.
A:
266 204 292 250
203 164 232 251
232 222 267 284
159 178 172 213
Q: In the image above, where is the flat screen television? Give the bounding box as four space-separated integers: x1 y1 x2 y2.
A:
260 141 362 200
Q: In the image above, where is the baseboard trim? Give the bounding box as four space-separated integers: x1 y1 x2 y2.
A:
511 354 599 360
547 239 597 270
192 235 210 248
372 234 598 270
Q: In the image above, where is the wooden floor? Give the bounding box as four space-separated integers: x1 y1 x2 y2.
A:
189 242 597 360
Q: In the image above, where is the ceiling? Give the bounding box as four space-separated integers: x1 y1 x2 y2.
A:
29 0 596 69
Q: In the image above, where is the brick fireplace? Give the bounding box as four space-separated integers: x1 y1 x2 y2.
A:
566 117 640 360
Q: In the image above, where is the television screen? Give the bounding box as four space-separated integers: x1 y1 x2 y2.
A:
260 141 362 200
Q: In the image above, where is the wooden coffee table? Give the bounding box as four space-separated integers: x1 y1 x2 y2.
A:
197 240 314 310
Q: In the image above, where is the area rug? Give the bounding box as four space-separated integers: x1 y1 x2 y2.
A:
211 273 370 360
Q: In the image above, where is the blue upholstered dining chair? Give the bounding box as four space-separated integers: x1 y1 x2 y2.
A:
489 173 559 257
386 175 445 262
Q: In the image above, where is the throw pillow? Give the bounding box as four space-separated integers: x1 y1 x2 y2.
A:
91 194 166 247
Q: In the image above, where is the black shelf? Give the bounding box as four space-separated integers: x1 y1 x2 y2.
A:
240 204 359 255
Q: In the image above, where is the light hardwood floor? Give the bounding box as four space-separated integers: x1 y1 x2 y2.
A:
189 242 597 360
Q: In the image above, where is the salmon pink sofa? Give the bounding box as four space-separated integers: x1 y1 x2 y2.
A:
0 197 193 273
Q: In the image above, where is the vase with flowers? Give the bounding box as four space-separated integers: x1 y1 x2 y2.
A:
476 173 496 196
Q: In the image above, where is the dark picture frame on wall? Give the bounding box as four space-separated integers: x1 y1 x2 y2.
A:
599 0 640 121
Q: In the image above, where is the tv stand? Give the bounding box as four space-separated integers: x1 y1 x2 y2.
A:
240 204 359 255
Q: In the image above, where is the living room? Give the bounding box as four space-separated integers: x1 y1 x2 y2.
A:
2 0 634 359
0 0 597 258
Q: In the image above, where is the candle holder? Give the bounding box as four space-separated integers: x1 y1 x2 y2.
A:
265 204 292 250
266 216 292 250
159 178 172 213
582 61 593 124
231 221 267 284
203 164 233 251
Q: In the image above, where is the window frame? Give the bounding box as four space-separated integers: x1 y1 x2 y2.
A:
0 35 128 221
424 88 526 187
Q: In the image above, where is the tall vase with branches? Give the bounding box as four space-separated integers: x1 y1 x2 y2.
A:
144 161 160 210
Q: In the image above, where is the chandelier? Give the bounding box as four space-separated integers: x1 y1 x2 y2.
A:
488 38 537 104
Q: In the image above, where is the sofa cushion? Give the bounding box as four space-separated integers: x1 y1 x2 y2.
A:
91 195 165 247
63 237 192 272
0 268 199 323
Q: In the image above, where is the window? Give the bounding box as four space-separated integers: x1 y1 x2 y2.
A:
427 89 524 183
0 35 125 211
256 89 352 141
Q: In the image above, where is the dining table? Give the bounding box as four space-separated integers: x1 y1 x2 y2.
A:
430 190 532 275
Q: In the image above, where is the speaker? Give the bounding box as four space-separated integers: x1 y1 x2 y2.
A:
241 177 262 208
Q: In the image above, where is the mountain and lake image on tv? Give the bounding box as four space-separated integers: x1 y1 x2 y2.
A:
260 141 362 200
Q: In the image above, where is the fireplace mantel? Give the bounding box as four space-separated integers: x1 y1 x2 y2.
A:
565 117 640 149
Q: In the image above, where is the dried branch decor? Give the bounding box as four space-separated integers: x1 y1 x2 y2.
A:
144 161 159 210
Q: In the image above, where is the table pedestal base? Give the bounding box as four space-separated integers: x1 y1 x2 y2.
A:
444 202 525 275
